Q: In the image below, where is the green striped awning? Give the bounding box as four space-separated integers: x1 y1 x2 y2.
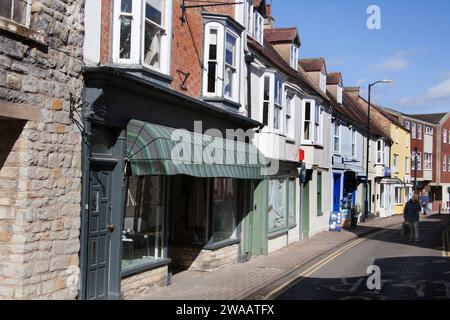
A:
126 120 267 179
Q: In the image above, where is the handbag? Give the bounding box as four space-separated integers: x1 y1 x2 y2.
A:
401 222 410 237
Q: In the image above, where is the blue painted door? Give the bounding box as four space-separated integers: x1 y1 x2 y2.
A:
333 174 342 212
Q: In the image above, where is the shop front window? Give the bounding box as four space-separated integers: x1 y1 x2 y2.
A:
212 178 237 243
268 178 296 234
122 176 165 269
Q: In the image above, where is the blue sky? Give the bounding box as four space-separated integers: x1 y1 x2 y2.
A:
272 0 450 114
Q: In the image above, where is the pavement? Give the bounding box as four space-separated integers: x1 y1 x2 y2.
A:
140 214 424 300
276 213 450 300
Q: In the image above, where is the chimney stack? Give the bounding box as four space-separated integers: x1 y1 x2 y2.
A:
344 87 361 98
264 3 275 29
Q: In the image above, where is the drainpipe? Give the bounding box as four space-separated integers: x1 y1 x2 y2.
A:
245 53 255 119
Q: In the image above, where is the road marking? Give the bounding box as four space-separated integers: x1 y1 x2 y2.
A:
264 229 389 300
443 226 450 258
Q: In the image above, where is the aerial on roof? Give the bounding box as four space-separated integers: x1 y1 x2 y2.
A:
327 72 342 85
264 27 301 46
299 58 326 72
407 113 448 124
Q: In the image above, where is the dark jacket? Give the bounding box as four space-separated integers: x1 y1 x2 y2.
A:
403 200 421 223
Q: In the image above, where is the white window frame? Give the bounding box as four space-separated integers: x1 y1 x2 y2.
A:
273 77 283 131
425 126 433 135
112 0 172 74
411 123 416 139
333 122 341 155
319 72 326 92
337 85 343 105
290 44 298 69
202 22 241 103
394 186 403 205
245 0 254 36
443 155 447 172
285 91 295 139
393 154 399 173
444 129 448 144
417 124 423 140
0 0 32 27
351 129 357 159
254 11 264 45
301 99 315 144
376 139 385 165
314 104 323 145
260 72 285 133
404 120 410 130
224 31 239 101
412 151 422 171
424 152 432 171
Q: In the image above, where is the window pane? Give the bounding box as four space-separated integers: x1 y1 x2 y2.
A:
268 179 287 232
263 77 270 101
304 102 311 121
146 0 163 26
119 15 132 59
0 0 12 20
144 21 161 67
213 178 237 243
122 176 165 269
208 30 217 60
224 66 233 97
273 106 280 129
121 0 132 13
12 0 27 25
288 180 296 226
207 62 217 93
225 33 236 66
263 102 269 126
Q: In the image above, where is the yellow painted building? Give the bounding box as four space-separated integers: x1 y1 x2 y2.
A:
390 123 411 214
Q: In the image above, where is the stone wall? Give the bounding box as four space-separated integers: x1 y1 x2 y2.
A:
0 0 84 299
121 266 168 299
169 245 239 272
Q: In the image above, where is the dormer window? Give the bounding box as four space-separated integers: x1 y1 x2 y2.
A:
336 85 343 105
320 72 326 92
203 16 243 103
290 44 298 69
112 0 172 75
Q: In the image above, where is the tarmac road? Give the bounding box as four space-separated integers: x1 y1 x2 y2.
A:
275 214 450 300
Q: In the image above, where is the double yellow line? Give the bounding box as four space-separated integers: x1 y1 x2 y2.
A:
264 231 385 300
442 225 450 257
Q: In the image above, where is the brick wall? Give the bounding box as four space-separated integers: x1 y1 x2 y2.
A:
170 0 235 97
100 0 112 64
0 0 84 299
440 117 450 183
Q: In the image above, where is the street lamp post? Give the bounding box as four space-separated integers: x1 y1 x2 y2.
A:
363 79 395 222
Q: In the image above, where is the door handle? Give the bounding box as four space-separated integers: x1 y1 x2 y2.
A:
107 224 115 233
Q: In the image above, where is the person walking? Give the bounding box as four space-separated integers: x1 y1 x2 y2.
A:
403 195 422 243
421 193 430 216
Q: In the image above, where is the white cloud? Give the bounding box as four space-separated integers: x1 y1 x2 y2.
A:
396 78 450 108
375 51 409 71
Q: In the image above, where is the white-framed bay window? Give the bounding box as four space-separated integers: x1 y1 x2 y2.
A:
285 92 295 138
376 139 385 164
112 0 172 74
203 21 242 103
260 72 286 132
302 99 323 145
254 11 264 44
0 0 31 27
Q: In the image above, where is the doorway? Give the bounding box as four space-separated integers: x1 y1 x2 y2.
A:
333 173 342 212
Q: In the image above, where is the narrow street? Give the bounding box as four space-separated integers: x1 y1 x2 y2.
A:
275 214 450 300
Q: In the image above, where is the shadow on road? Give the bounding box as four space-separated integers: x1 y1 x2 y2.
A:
277 256 450 300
